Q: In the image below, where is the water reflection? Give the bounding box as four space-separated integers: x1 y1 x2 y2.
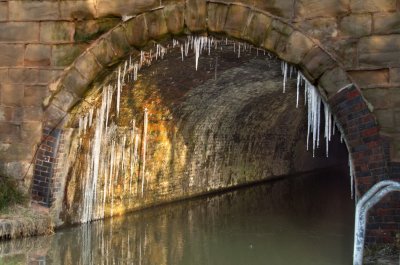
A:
0 168 354 265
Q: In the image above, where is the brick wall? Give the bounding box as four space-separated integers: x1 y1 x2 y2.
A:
31 127 61 207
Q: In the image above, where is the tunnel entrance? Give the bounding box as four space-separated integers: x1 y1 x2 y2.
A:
41 36 353 227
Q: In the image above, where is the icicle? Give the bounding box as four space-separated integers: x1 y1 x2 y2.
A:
117 67 121 117
238 43 241 58
282 61 288 93
349 153 355 199
133 63 138 81
88 108 94 128
180 45 184 61
194 37 200 70
296 72 301 108
141 108 148 197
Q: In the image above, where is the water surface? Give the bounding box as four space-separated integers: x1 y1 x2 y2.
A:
0 168 354 265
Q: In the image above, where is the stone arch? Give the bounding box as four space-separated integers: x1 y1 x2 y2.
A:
42 2 385 198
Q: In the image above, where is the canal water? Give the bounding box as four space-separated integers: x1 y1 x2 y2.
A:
0 168 354 265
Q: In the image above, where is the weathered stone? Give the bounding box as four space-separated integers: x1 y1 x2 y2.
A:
164 4 185 35
340 14 371 37
0 143 32 162
0 161 32 180
43 104 66 128
0 44 24 66
40 22 74 43
326 39 357 68
319 67 352 96
300 46 336 79
262 29 282 52
243 12 272 46
75 18 120 42
0 122 21 143
185 0 207 32
24 44 51 67
96 0 158 18
374 110 394 129
124 14 149 48
9 1 59 21
295 0 350 19
271 19 293 36
254 0 294 19
22 106 43 122
9 68 39 84
0 107 14 122
224 5 250 39
0 22 39 42
60 0 96 20
296 17 338 42
89 38 116 67
0 69 8 83
374 13 400 34
61 67 90 98
51 90 79 112
362 88 400 109
348 69 389 88
74 52 103 83
0 83 23 107
23 85 49 107
108 26 131 62
0 2 7 22
350 0 396 13
207 3 229 33
359 35 400 67
39 69 63 84
20 122 42 144
394 111 400 130
144 9 169 40
51 44 87 67
279 31 314 64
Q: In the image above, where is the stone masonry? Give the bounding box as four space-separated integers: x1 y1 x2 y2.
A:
0 0 399 245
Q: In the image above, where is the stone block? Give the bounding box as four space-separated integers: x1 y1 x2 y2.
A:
319 67 352 97
74 52 103 83
0 2 7 22
51 44 87 67
262 29 282 53
374 110 394 128
60 0 96 20
350 0 396 13
43 104 66 128
0 44 24 66
374 13 400 34
89 38 116 67
51 90 79 112
224 5 250 39
61 67 90 97
300 46 336 79
0 161 32 180
348 69 389 88
96 0 158 17
9 68 39 84
23 85 49 107
9 0 59 21
24 44 51 67
185 0 207 32
0 83 24 107
0 122 21 143
74 18 119 42
144 9 169 40
108 26 131 62
0 22 39 42
340 14 371 37
39 69 63 84
0 107 14 122
40 22 74 43
23 106 43 122
362 88 400 109
359 35 400 67
164 4 184 35
207 3 228 33
253 0 294 19
295 0 349 19
326 39 357 68
279 31 314 64
0 69 9 83
21 121 42 144
243 12 272 46
298 17 338 42
124 14 149 48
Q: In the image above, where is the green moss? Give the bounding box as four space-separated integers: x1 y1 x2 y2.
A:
0 176 27 212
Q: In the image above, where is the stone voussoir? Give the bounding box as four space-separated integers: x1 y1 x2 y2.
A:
185 0 207 32
124 14 149 49
319 67 352 97
207 2 229 33
144 9 169 40
223 4 251 39
73 51 104 83
242 11 272 46
300 46 336 80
